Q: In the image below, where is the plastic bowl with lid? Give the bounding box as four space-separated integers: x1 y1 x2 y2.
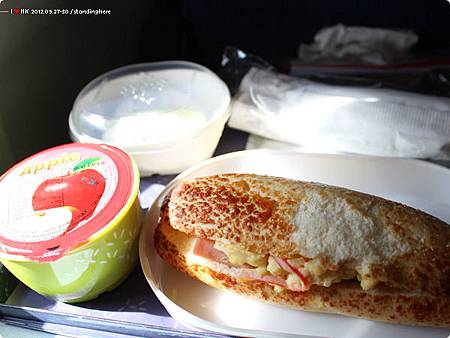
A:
69 61 231 176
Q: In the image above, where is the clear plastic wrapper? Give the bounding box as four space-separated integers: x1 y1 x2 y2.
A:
221 46 450 96
223 47 450 158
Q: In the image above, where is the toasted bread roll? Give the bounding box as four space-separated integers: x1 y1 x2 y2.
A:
154 174 450 327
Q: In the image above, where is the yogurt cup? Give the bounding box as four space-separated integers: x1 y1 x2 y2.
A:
0 143 141 303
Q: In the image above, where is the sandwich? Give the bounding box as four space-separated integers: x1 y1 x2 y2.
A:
154 174 450 327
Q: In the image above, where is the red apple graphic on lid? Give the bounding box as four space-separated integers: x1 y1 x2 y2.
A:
32 159 106 234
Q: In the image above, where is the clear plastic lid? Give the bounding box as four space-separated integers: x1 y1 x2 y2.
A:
69 62 230 151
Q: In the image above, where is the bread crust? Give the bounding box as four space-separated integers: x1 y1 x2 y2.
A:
167 174 450 297
155 217 450 327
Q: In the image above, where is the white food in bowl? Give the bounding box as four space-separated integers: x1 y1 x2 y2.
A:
69 61 230 176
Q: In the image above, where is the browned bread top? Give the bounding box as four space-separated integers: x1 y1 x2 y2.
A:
167 174 450 296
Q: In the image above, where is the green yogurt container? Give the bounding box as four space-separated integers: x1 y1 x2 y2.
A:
0 143 141 303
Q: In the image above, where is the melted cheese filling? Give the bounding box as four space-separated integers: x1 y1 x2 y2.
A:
214 241 267 267
213 240 378 291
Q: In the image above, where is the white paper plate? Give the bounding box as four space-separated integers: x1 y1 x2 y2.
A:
139 150 450 338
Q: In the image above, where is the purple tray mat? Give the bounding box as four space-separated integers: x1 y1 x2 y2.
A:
3 266 226 337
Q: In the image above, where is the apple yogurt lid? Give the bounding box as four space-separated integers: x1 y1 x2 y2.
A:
0 143 138 262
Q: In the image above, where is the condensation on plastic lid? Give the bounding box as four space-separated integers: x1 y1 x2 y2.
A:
69 62 230 150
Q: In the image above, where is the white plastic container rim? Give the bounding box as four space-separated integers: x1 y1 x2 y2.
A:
69 61 231 152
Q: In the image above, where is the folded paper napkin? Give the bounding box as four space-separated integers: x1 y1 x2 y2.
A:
228 68 450 159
